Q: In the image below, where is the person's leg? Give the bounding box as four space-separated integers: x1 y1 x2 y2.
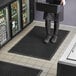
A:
51 13 59 43
44 15 51 44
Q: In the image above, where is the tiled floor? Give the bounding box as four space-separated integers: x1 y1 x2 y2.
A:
0 21 76 76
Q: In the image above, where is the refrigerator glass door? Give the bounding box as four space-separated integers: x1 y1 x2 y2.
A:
11 1 20 36
0 8 9 46
22 0 30 27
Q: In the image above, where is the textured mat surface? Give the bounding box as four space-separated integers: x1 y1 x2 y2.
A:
9 26 69 60
0 61 42 76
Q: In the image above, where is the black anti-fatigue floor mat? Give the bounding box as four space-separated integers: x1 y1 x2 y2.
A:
9 26 69 60
0 61 42 76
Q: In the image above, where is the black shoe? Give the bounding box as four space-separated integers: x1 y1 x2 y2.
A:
51 35 57 43
44 35 51 44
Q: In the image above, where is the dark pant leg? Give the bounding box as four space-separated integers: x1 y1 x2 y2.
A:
45 18 51 36
44 14 52 43
53 13 59 36
51 13 59 43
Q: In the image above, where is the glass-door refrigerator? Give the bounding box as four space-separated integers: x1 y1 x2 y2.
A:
22 0 30 27
0 7 10 46
10 1 21 36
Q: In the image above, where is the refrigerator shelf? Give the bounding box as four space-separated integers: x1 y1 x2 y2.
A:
0 0 35 47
